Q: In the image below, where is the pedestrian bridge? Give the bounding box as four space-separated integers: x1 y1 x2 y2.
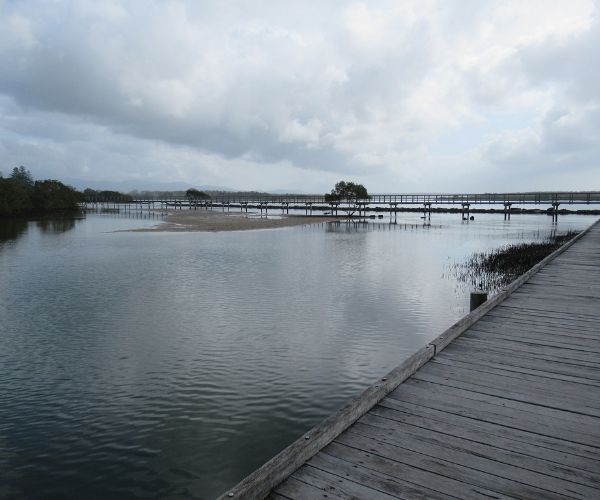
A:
82 191 600 221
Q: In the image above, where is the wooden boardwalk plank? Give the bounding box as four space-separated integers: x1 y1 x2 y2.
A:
391 379 600 432
464 327 600 353
450 336 600 365
438 346 600 381
355 408 600 494
272 476 346 500
376 397 600 463
367 406 600 474
469 320 600 344
494 303 599 320
305 452 456 500
319 442 513 500
335 430 570 499
218 219 600 499
280 463 408 500
430 354 600 388
440 343 600 379
347 421 600 497
486 307 600 327
411 362 600 413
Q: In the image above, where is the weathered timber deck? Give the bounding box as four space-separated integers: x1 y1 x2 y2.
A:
219 219 600 500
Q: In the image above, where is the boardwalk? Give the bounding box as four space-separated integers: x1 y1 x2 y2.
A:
219 219 600 500
127 191 600 205
84 191 600 223
85 191 600 211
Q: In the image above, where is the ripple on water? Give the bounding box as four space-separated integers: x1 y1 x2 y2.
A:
0 213 595 499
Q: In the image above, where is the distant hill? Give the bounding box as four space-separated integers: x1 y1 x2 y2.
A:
59 177 315 196
60 178 236 193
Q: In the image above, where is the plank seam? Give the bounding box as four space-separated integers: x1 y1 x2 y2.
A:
339 428 574 498
367 407 600 471
353 418 600 489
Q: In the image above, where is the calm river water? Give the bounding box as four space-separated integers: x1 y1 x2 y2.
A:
0 211 596 499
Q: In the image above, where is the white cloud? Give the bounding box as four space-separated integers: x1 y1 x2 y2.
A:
0 0 598 191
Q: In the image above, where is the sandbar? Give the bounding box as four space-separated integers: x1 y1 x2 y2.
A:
126 209 339 232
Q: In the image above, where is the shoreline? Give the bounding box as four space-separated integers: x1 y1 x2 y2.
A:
124 209 339 232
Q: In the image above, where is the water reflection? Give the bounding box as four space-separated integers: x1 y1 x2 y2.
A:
36 216 81 234
0 218 28 243
0 212 597 499
0 211 165 247
84 208 166 221
322 220 442 233
0 216 81 247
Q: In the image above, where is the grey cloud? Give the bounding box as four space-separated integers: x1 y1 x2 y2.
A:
516 17 600 104
0 0 598 191
0 0 442 174
481 10 600 186
482 104 600 188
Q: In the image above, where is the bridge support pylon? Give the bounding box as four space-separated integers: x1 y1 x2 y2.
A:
423 202 432 220
389 202 398 224
461 203 471 221
551 203 560 222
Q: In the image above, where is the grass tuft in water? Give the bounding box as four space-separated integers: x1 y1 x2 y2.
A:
452 231 579 293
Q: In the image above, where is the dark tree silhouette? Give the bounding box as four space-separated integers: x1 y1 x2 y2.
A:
82 189 133 202
324 181 369 202
0 167 83 216
186 188 210 200
31 180 84 212
0 178 33 215
10 166 34 187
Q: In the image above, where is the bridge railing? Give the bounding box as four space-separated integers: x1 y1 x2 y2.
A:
202 192 600 205
84 191 600 205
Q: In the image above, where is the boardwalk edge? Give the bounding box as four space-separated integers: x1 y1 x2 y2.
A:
429 218 599 353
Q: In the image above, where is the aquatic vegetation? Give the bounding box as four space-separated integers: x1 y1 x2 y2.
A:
452 231 579 293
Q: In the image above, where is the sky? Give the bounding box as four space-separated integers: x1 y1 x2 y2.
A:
0 0 599 193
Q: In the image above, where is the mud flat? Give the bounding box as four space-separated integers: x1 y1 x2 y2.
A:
125 209 338 232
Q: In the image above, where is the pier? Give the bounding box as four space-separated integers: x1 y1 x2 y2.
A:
218 219 600 499
82 191 600 220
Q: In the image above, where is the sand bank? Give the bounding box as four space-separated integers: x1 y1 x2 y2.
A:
126 209 338 232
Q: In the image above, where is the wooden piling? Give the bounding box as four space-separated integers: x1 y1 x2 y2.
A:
470 290 488 311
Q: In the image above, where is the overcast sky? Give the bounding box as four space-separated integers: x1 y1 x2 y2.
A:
0 0 598 192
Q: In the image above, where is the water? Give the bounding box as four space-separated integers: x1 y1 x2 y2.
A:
0 211 596 499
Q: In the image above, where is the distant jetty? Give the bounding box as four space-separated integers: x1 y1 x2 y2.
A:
82 191 600 223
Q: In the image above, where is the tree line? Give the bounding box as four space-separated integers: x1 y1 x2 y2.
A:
0 167 144 217
0 167 84 217
0 166 217 217
82 188 134 203
1 167 368 217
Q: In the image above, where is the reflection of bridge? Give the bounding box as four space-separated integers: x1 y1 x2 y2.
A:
82 191 600 221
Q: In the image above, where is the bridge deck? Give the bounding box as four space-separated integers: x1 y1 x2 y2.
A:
85 191 600 206
219 219 600 499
